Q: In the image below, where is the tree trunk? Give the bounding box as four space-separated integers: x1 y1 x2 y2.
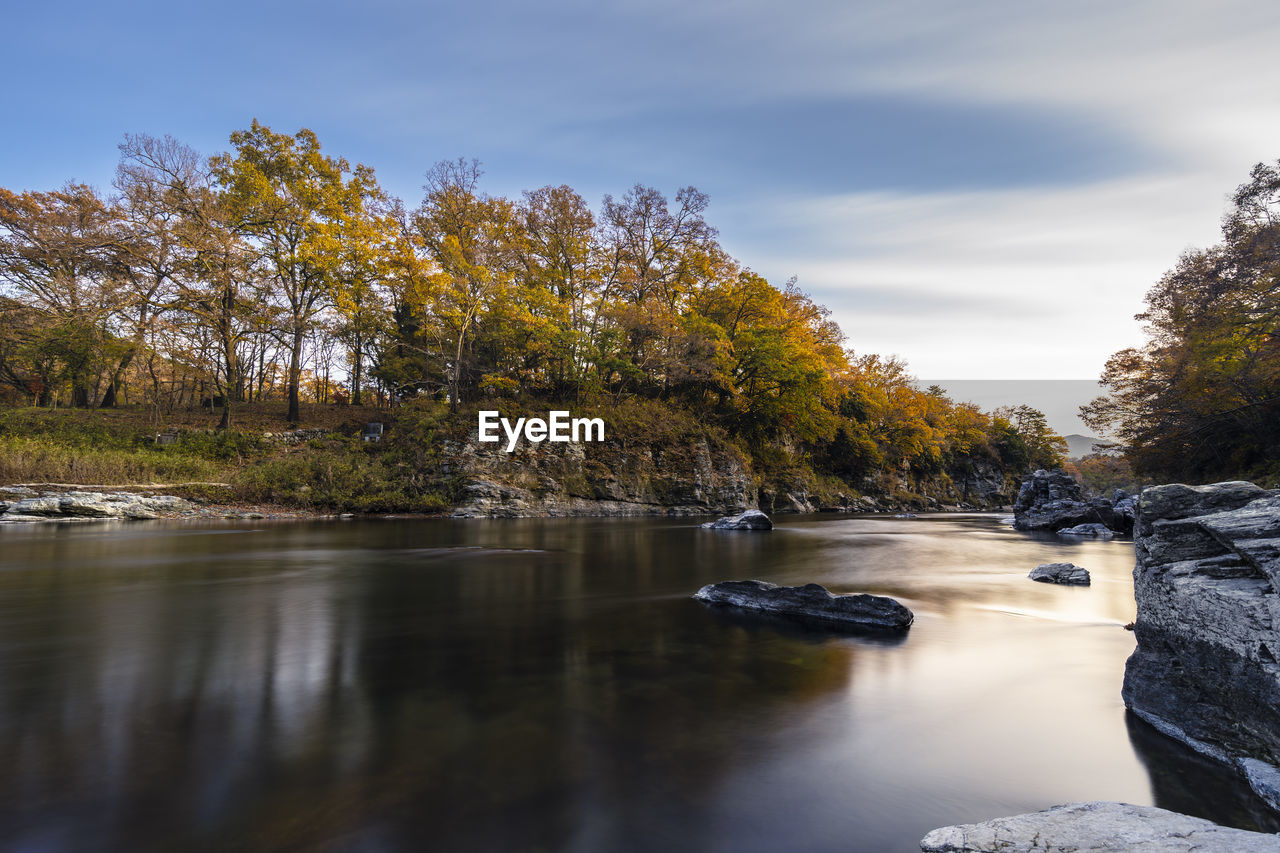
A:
451 330 465 414
287 325 303 423
101 349 136 408
352 338 363 406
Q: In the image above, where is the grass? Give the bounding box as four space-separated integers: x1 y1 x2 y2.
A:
0 404 450 513
0 435 225 485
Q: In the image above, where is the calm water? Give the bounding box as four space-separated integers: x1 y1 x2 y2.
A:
0 513 1275 852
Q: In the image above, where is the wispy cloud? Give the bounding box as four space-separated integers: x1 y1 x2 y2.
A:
5 0 1279 379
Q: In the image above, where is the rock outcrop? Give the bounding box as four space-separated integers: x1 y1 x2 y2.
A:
0 491 192 521
1029 562 1091 585
920 801 1280 852
1013 469 1133 534
1123 480 1280 812
700 509 773 530
693 580 914 631
448 433 755 518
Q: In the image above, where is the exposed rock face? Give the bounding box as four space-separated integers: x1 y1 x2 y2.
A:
1029 562 1092 585
0 491 192 522
952 457 1014 508
1013 469 1131 533
449 433 755 518
758 487 818 513
1113 489 1139 527
866 456 1014 512
919 801 1280 852
692 580 913 631
700 509 773 530
1123 480 1280 812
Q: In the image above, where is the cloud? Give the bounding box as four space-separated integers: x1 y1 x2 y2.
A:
722 170 1232 378
6 0 1280 381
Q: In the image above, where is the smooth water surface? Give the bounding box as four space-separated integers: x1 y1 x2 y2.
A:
0 513 1273 852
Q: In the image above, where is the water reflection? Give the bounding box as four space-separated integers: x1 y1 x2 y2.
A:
0 514 1264 851
1125 711 1280 832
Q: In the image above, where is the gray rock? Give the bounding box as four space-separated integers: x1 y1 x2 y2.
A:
700 509 773 530
1059 523 1116 538
0 491 190 522
1113 492 1139 526
1029 562 1091 585
1013 469 1132 533
57 493 127 517
693 579 913 631
1239 758 1280 813
447 435 756 518
1137 481 1269 531
6 496 65 516
1125 480 1280 813
919 801 1280 852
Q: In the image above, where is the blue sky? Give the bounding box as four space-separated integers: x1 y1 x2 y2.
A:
6 0 1280 379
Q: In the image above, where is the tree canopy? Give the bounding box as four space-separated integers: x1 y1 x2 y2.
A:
1083 160 1280 484
0 121 1064 493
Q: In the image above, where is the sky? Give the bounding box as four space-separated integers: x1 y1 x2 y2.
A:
6 0 1280 383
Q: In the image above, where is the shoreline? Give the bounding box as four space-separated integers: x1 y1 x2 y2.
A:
0 482 1011 525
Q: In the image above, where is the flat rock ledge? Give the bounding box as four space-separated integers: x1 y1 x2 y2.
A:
693 580 913 631
1029 562 1091 585
0 488 316 522
700 509 773 530
0 490 191 521
920 801 1280 852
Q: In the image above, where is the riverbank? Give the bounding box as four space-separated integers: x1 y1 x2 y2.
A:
0 401 1027 518
0 485 379 523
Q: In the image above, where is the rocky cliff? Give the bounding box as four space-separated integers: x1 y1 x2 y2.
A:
447 433 756 518
1123 480 1280 811
446 434 1019 517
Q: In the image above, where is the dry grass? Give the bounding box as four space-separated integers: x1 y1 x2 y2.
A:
0 437 225 485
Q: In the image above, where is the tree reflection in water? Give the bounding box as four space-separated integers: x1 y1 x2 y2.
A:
0 514 1266 851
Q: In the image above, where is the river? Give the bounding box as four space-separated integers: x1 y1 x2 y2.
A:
0 513 1274 851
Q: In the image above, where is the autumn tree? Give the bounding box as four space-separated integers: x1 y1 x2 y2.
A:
111 134 195 409
0 183 124 406
412 158 518 411
116 133 265 427
213 120 369 423
515 184 597 392
597 185 720 392
1083 159 1280 482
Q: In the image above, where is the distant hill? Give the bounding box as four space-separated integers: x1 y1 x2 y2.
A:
1064 433 1105 459
918 379 1104 437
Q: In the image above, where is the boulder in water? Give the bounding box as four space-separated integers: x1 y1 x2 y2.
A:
693 579 913 631
700 509 773 530
1029 562 1091 585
